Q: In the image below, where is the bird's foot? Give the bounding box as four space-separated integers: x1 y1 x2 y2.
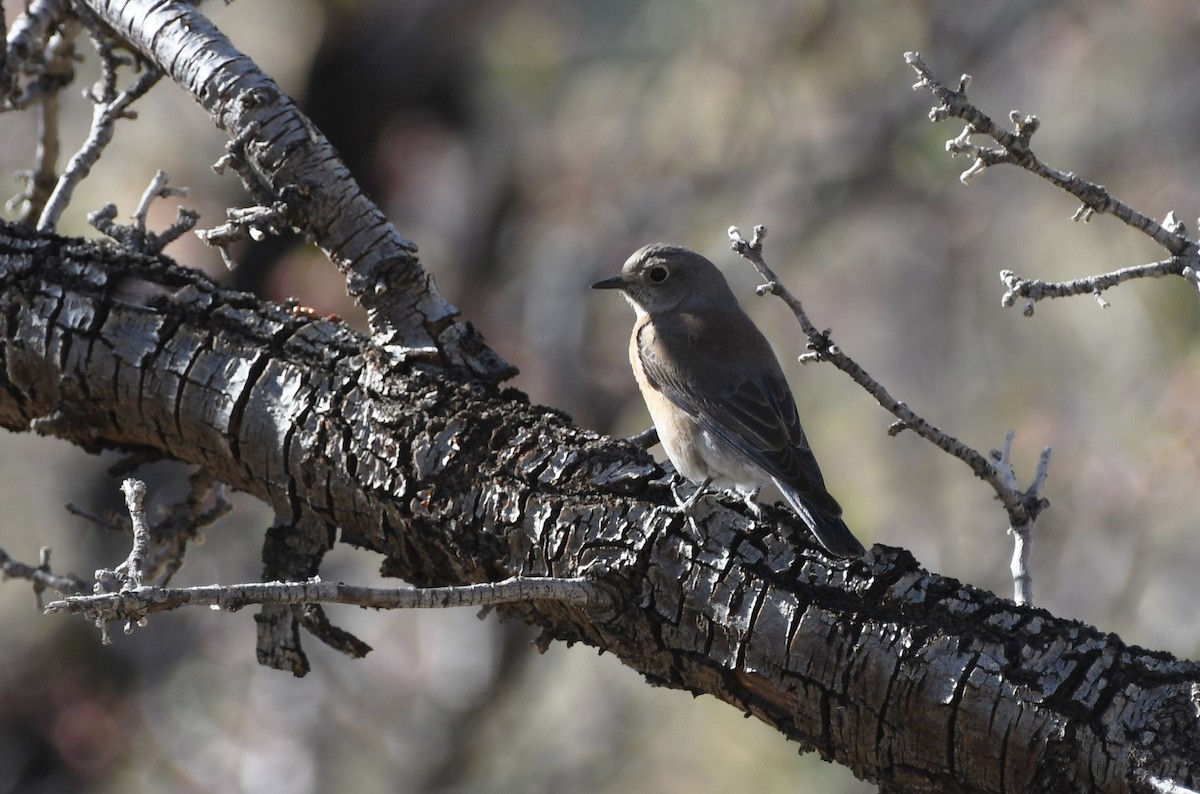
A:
738 488 763 521
663 476 713 515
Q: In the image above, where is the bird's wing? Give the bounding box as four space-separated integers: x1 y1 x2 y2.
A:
637 314 842 517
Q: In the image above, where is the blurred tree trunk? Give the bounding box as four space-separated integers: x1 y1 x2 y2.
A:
0 2 1197 792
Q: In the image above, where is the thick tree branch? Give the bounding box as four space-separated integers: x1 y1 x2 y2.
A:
1 220 1196 791
1 6 1198 787
83 0 513 380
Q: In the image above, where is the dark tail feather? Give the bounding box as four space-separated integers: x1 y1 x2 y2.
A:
776 480 866 558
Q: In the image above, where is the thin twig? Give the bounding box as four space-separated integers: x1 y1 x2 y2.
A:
5 11 77 215
64 502 128 532
67 470 229 586
45 575 614 623
117 478 149 590
86 170 196 253
906 51 1193 257
0 546 89 604
729 224 1050 602
195 200 291 270
996 433 1052 605
133 169 187 229
19 19 76 219
1000 258 1189 315
145 470 230 587
905 51 1200 315
36 62 161 231
6 0 70 61
25 86 61 219
49 479 615 643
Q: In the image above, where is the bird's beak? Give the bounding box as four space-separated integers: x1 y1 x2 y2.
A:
591 275 626 290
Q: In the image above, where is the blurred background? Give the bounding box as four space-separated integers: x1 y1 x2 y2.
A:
3 0 1200 791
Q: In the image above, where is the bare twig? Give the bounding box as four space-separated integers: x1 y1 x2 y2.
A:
132 169 188 229
117 478 149 590
143 470 230 586
0 546 88 606
196 139 305 267
18 20 76 219
729 224 1050 603
7 0 70 61
905 51 1200 315
64 502 128 532
905 52 1192 255
994 432 1052 605
25 86 62 218
195 201 291 270
194 119 296 269
36 57 161 231
89 202 199 253
47 575 610 616
66 470 230 586
45 575 615 638
3 8 78 216
1000 257 1188 316
88 170 196 253
3 0 73 108
50 478 614 643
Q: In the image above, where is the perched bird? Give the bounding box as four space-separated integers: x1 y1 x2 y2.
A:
592 243 865 558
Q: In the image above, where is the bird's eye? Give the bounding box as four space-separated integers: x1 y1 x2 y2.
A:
648 266 669 283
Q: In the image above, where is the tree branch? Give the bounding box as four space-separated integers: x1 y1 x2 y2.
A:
1000 256 1199 315
728 224 1051 604
44 476 616 643
45 575 613 622
0 545 88 605
1 5 1198 786
905 50 1200 314
1 220 1196 789
2 0 73 110
84 0 514 380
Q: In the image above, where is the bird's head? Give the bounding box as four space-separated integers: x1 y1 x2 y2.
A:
591 243 737 317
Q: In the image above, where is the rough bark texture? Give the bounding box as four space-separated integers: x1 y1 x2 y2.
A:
89 0 512 381
2 221 1197 792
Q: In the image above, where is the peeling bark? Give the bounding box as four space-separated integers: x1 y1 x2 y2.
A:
1 221 1197 792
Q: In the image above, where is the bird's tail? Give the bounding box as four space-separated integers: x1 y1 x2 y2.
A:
775 479 866 558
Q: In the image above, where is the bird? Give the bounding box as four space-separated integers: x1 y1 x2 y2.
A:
592 243 866 558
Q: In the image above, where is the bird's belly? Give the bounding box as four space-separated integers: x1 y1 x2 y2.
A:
649 401 759 491
645 401 709 483
695 429 761 492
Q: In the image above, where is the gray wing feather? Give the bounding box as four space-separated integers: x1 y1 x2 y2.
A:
639 312 865 557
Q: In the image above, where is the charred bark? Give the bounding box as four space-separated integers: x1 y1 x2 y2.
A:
1 221 1196 792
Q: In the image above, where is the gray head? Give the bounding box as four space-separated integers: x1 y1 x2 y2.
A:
591 243 738 316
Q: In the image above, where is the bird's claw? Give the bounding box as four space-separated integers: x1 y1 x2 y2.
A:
740 488 763 521
664 477 712 514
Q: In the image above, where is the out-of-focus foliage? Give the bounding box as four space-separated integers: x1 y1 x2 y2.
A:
1 1 1199 792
